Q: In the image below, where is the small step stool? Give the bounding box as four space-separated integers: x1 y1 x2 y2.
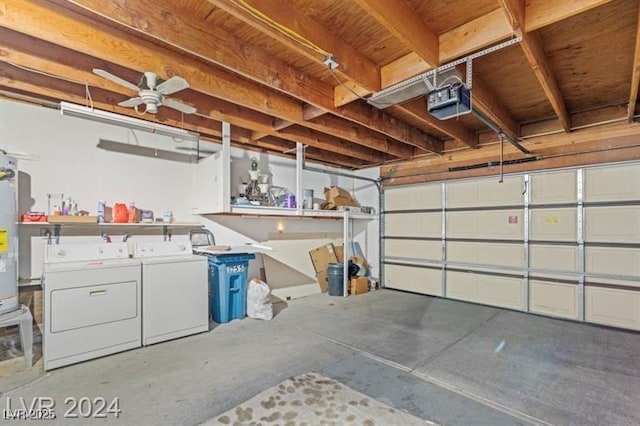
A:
0 305 33 369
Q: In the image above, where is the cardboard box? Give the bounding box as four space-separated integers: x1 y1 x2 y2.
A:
309 243 339 293
309 243 339 273
323 186 359 209
47 215 98 223
350 277 369 295
324 186 351 199
316 270 328 293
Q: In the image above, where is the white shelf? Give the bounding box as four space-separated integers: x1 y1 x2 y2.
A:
19 222 202 227
203 205 376 220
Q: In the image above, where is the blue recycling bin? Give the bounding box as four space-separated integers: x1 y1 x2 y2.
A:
207 253 256 323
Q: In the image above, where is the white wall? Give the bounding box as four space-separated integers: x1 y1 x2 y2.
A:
338 167 380 279
0 99 380 284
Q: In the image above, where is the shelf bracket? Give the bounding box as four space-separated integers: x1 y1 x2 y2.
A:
54 224 61 245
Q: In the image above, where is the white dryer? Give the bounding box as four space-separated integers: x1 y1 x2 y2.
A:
43 243 141 370
133 240 208 346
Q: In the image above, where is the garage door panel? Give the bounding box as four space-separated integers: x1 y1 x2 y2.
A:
385 184 442 211
530 245 579 272
478 275 524 310
448 210 523 240
385 264 442 296
385 239 442 261
529 281 578 319
531 209 577 241
448 242 523 268
447 271 523 310
586 247 640 277
446 270 478 302
585 206 640 243
385 212 442 237
585 163 640 202
448 176 523 208
531 171 577 204
586 285 640 330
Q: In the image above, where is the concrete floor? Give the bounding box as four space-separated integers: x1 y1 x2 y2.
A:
1 289 639 425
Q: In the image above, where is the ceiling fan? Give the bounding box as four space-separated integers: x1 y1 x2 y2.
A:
93 68 197 115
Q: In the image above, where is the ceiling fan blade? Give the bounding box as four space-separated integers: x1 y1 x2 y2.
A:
156 76 189 95
118 97 144 107
93 68 140 92
163 97 197 114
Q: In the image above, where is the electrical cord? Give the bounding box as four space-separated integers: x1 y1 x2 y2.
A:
328 67 370 102
229 0 331 57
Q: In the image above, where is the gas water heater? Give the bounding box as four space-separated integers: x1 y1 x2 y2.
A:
0 152 18 314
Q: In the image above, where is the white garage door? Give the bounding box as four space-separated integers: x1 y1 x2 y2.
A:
382 162 640 331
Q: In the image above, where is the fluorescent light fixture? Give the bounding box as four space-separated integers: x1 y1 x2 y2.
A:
60 102 199 142
97 139 208 163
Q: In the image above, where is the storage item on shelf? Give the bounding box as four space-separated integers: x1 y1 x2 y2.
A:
302 189 314 209
322 186 358 210
47 215 98 224
113 203 128 223
20 212 47 222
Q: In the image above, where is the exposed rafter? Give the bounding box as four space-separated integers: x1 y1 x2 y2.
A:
525 0 615 32
354 1 514 147
352 0 439 67
628 0 640 122
500 0 571 132
203 0 446 153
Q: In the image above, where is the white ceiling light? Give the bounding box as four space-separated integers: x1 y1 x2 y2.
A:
59 102 199 142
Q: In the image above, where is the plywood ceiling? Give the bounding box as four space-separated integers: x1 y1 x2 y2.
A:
0 0 639 170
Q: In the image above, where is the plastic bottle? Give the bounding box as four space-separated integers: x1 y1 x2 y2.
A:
97 200 105 223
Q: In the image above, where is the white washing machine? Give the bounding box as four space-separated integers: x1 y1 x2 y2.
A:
43 243 141 370
133 240 208 346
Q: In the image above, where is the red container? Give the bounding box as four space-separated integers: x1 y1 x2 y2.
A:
21 212 47 222
113 203 128 223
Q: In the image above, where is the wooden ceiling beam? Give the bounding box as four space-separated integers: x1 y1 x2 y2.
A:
0 0 413 159
199 0 445 154
392 100 477 148
275 125 387 163
0 64 361 169
335 102 444 153
0 27 281 135
67 0 434 155
209 0 380 92
353 2 501 147
259 136 370 168
381 9 512 88
353 0 439 67
501 0 571 132
0 62 253 142
0 30 380 165
304 114 413 158
381 1 613 90
628 1 640 122
382 123 640 178
466 69 520 141
525 0 615 32
0 1 305 117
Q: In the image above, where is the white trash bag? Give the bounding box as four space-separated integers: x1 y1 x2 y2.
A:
247 278 273 320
